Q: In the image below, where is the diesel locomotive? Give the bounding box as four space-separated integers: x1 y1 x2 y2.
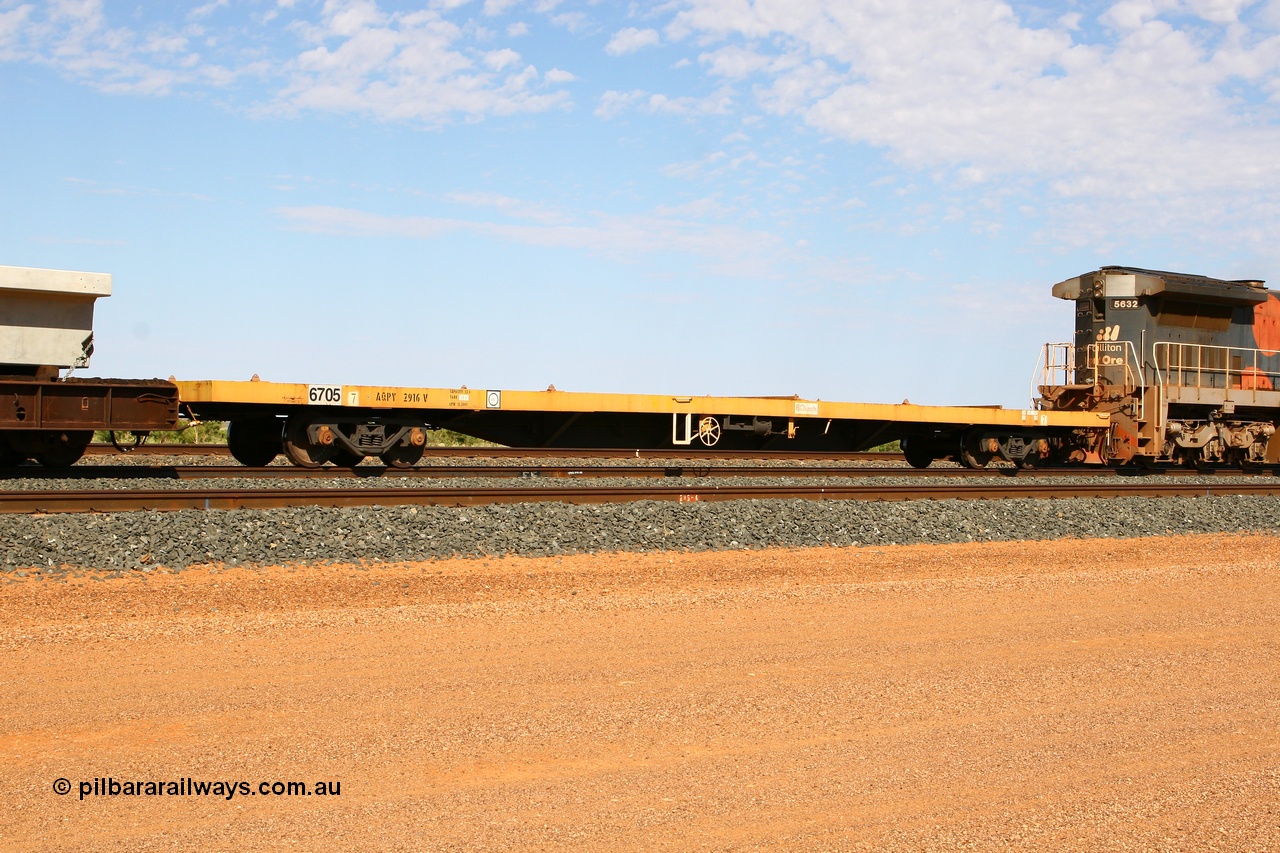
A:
1033 265 1280 467
890 266 1280 469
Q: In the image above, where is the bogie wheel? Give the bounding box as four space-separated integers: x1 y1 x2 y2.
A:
380 443 424 469
697 416 721 447
959 447 992 469
901 438 934 469
1228 447 1260 472
35 430 92 468
227 418 283 467
332 448 365 468
0 437 26 467
283 416 335 468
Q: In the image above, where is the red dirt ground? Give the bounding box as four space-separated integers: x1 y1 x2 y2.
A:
3 534 1278 851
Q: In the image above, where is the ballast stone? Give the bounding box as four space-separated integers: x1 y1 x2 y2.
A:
0 495 1278 571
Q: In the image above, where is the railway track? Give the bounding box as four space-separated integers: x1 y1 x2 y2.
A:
7 463 1280 481
5 479 1280 514
85 444 906 462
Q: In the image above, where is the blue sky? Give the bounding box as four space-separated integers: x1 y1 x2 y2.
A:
4 0 1280 405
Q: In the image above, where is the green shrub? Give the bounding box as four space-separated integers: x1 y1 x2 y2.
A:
426 429 500 447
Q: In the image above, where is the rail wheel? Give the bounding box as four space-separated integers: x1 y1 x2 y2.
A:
1227 447 1260 472
227 418 283 467
901 438 934 469
958 430 996 469
697 416 721 447
332 448 365 468
380 443 424 468
0 437 25 467
34 430 92 468
283 416 335 468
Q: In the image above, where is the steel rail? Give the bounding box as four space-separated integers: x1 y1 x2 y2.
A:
8 464 1279 481
85 444 905 462
86 443 232 456
5 480 1280 514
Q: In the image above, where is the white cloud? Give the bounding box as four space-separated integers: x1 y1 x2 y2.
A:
698 44 772 78
595 86 734 118
443 190 569 224
276 5 572 123
544 67 574 82
190 0 228 20
595 88 645 118
605 26 660 56
549 11 589 33
2 0 573 124
483 47 520 70
659 151 727 180
662 0 1280 251
276 202 787 276
484 0 518 15
646 88 734 115
0 6 33 60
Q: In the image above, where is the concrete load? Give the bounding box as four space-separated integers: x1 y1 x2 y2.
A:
0 264 111 371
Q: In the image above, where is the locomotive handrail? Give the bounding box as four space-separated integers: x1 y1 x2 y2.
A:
1081 340 1146 421
1034 340 1145 420
1033 342 1078 405
1153 341 1280 404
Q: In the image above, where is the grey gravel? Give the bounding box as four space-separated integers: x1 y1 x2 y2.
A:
2 493 1278 572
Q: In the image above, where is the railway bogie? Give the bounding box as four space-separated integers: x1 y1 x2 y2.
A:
224 412 430 468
